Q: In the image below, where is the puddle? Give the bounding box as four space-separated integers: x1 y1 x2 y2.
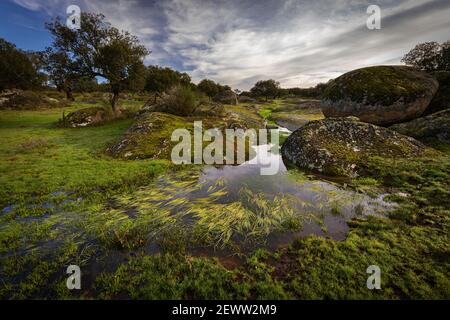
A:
107 131 394 254
194 144 392 243
1 204 15 215
1 191 83 218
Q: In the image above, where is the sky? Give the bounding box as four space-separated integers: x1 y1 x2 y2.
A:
1 0 449 90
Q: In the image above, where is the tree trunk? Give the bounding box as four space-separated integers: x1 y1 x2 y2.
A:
65 87 74 101
110 88 120 114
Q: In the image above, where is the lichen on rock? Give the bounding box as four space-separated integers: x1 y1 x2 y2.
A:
321 66 439 126
107 112 189 160
62 106 112 128
390 108 450 144
107 107 263 160
281 116 438 177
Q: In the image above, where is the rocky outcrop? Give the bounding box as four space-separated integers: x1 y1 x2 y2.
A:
390 109 450 144
0 90 66 110
62 107 111 127
321 66 439 126
424 71 450 116
214 90 238 105
107 112 186 159
281 117 436 177
238 95 256 103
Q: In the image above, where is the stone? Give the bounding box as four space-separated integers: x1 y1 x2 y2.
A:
390 109 450 144
424 71 450 116
281 117 436 177
321 66 439 126
214 90 238 105
63 107 111 127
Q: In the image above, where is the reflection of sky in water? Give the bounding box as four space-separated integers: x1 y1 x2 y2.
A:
198 143 393 243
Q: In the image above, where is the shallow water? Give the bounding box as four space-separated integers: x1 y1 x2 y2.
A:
0 128 394 257
109 134 394 254
196 144 391 243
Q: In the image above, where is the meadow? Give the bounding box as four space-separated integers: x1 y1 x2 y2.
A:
0 96 448 299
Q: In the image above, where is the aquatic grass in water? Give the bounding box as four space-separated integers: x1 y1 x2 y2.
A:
100 157 393 252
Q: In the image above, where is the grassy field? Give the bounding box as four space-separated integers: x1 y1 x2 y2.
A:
0 102 169 209
257 98 324 131
0 99 449 299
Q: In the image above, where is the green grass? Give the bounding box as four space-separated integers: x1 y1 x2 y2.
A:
259 108 272 119
257 98 323 129
0 98 449 299
0 104 170 210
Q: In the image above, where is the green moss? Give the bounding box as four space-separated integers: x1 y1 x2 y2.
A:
95 253 250 299
323 66 433 106
254 156 450 299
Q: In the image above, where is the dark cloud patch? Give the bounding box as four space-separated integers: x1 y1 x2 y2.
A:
9 0 450 89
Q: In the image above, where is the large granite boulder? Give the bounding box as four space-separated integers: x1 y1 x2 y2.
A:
62 107 111 127
107 111 244 160
390 109 450 144
321 66 439 126
107 112 189 160
424 71 450 116
281 117 437 177
214 90 238 105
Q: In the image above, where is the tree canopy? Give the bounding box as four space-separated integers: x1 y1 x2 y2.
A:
197 79 231 99
145 65 191 93
250 79 280 101
0 38 42 91
402 41 450 72
46 12 149 111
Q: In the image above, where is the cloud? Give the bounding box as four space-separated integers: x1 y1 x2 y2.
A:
12 0 73 15
157 0 450 89
10 0 450 89
13 0 42 11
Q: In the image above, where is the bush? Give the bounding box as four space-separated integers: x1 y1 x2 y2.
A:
158 85 199 116
0 90 68 110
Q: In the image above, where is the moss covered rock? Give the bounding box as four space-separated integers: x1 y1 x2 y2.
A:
390 109 450 144
63 106 112 128
321 66 439 126
107 112 189 159
107 109 262 160
281 117 437 177
424 71 450 115
214 90 238 105
0 90 67 110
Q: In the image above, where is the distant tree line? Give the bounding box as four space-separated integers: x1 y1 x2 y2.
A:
197 79 231 100
242 79 328 100
2 10 447 110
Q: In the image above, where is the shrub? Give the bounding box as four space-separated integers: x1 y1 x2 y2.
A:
159 85 199 116
0 90 68 110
